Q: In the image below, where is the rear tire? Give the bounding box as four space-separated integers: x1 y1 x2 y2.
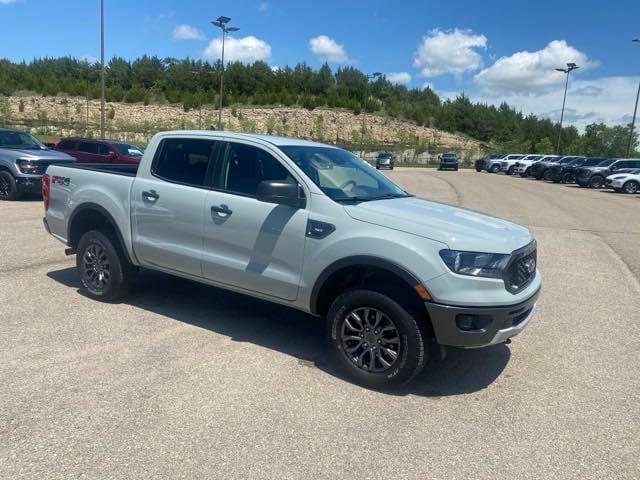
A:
562 172 574 184
543 170 553 181
490 164 500 173
76 230 136 301
623 180 639 194
589 175 605 188
0 171 19 201
522 168 531 177
326 289 428 389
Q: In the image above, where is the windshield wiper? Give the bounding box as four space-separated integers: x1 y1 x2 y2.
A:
335 193 412 203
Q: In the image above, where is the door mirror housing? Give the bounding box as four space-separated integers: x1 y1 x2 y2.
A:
256 180 305 209
108 151 118 159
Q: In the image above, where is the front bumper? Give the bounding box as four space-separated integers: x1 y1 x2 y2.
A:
16 175 43 194
607 179 624 189
425 287 540 348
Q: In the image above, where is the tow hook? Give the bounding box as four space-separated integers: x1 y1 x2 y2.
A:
64 248 76 256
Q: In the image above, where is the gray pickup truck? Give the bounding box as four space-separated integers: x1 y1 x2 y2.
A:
43 131 541 388
0 128 75 200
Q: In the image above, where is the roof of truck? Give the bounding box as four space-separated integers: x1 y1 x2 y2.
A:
161 130 339 149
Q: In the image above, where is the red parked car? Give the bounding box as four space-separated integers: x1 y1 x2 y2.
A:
54 137 144 164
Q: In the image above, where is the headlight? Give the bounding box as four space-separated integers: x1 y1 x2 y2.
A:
17 159 38 173
439 249 510 279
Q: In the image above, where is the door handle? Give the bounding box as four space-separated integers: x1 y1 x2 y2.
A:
142 189 159 201
211 204 233 216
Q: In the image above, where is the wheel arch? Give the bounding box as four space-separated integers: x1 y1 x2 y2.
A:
310 256 431 322
67 203 133 264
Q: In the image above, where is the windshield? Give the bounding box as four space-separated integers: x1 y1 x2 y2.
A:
567 158 585 165
114 143 144 156
522 155 542 161
0 130 46 150
583 158 606 166
442 153 457 159
377 153 392 159
596 159 614 167
488 153 506 159
507 155 524 159
281 146 409 202
559 157 576 164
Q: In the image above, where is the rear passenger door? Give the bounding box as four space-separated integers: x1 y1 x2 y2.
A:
76 141 104 163
131 137 220 277
201 140 308 301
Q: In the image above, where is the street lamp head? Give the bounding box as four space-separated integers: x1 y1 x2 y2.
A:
633 38 640 43
567 62 579 71
226 26 240 32
555 68 567 73
216 16 231 24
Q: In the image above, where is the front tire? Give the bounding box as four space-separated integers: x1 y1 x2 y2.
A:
562 172 574 184
623 180 639 194
490 164 500 173
326 289 427 389
76 230 136 301
0 171 19 201
507 166 515 175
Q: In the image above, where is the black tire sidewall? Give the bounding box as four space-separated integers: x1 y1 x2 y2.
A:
0 171 19 201
590 176 604 188
76 230 132 301
623 181 639 194
326 290 426 388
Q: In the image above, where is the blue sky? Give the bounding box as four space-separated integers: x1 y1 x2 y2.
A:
1 0 639 130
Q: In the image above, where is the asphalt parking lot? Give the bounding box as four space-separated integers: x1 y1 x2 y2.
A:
1 169 639 479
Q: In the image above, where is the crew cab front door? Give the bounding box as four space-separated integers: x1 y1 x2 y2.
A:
201 141 308 301
132 137 219 277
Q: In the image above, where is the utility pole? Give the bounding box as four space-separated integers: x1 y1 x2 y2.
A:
554 62 579 155
100 0 105 139
360 72 381 157
627 39 640 157
211 16 239 130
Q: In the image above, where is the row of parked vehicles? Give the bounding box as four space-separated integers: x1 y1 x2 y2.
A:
0 128 144 200
475 153 640 194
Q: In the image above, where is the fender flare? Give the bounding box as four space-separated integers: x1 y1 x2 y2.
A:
309 255 423 315
67 202 134 264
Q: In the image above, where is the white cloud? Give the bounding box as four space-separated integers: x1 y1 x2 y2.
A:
79 54 97 64
309 35 349 63
172 24 205 41
0 0 18 4
474 40 596 95
258 2 268 12
202 35 272 63
413 28 487 77
386 72 411 85
471 76 639 132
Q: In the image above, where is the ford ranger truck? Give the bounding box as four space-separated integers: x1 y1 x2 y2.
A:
0 128 75 200
42 131 541 388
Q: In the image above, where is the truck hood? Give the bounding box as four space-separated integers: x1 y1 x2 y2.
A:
0 148 75 162
344 196 532 254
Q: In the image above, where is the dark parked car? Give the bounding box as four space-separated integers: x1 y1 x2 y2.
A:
548 157 608 184
438 152 459 171
575 158 640 188
375 152 395 170
54 137 144 165
475 153 505 172
531 156 579 180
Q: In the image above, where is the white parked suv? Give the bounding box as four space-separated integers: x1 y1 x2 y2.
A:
485 154 523 173
499 154 530 175
606 169 640 194
514 155 559 177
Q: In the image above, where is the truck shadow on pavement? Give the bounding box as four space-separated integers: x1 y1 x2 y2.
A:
47 267 511 397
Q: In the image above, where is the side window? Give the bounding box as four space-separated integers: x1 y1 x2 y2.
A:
221 142 294 196
78 142 98 154
57 140 76 150
153 138 217 187
614 161 628 169
630 160 640 168
96 143 111 155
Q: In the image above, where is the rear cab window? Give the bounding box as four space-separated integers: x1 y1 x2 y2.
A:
152 138 218 187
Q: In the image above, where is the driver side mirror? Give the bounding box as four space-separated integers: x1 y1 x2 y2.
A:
108 151 118 159
257 180 306 209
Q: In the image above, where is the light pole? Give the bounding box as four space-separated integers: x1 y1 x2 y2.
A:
360 71 382 156
211 16 239 130
554 62 579 154
100 0 105 139
627 38 640 157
